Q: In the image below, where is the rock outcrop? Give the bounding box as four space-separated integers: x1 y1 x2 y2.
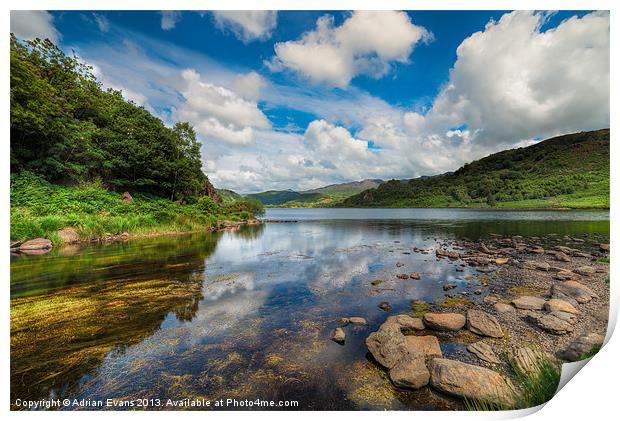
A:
551 281 598 304
512 296 546 310
423 313 466 331
199 177 223 204
560 333 605 361
389 353 430 389
404 335 442 358
467 309 503 338
467 341 501 364
365 327 409 369
19 238 52 250
428 358 514 406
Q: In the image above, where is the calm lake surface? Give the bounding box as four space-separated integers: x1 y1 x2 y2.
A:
10 208 610 410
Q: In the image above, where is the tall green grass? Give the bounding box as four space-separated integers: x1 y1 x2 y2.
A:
464 355 561 411
10 172 262 244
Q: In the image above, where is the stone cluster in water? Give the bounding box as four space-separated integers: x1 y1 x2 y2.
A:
331 234 609 406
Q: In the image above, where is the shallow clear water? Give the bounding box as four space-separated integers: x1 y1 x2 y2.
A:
10 209 610 410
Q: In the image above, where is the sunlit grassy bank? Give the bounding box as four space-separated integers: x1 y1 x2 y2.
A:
10 172 263 245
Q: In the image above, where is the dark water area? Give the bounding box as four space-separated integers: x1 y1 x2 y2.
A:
10 209 610 410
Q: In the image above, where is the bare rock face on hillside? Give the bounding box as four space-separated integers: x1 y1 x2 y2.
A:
199 177 223 204
121 191 133 203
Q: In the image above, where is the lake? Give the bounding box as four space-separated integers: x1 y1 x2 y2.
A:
10 208 610 410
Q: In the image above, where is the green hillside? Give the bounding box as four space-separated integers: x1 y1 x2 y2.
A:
247 190 322 206
247 179 384 207
217 189 243 203
342 129 609 209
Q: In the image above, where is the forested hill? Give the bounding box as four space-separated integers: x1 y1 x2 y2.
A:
10 36 211 201
342 129 610 209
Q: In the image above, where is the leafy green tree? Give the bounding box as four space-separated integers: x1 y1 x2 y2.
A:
10 35 208 202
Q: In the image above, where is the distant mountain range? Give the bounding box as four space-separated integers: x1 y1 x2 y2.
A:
218 179 384 207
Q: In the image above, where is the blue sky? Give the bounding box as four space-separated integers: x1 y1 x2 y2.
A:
11 10 609 193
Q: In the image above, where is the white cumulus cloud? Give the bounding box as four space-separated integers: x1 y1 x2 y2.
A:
269 11 430 88
11 10 60 43
176 69 271 146
213 11 278 43
232 71 267 101
416 11 610 149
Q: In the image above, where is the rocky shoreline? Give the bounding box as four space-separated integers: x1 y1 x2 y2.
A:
332 233 609 407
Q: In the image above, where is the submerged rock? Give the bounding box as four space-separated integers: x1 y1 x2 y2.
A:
512 296 546 310
442 283 457 291
467 341 501 364
467 309 503 338
560 332 605 361
423 313 466 331
332 328 346 344
371 279 384 286
349 317 368 324
337 317 350 327
389 353 430 389
428 358 514 406
378 302 392 312
410 272 421 280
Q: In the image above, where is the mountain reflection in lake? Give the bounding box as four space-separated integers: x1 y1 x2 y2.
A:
10 209 610 410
